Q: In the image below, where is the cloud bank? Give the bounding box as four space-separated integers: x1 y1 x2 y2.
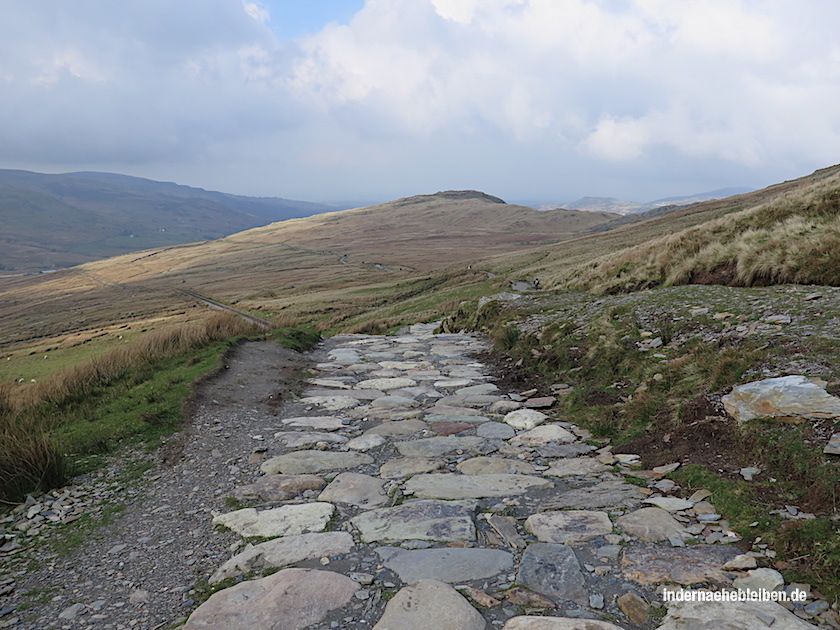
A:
2 0 839 201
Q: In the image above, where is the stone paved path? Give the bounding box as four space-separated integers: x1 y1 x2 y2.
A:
184 324 823 629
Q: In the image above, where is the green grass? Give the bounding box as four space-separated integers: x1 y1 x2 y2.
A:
0 317 319 503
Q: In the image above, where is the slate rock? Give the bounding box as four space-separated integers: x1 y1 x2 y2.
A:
228 474 326 503
183 568 357 629
260 451 373 475
543 481 643 510
621 544 739 585
210 532 354 583
212 503 334 538
356 377 418 391
722 375 840 423
364 419 429 436
280 415 346 430
404 473 551 500
615 507 688 542
395 436 495 457
476 422 516 439
517 543 588 605
503 617 626 630
275 431 348 448
504 409 549 430
457 456 536 475
511 424 576 445
375 546 513 583
351 499 477 543
524 510 612 544
346 434 387 451
658 599 819 630
543 458 609 477
379 457 444 479
318 472 387 508
373 579 487 630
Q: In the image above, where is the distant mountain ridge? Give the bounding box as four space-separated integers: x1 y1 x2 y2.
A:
0 170 337 271
539 187 753 215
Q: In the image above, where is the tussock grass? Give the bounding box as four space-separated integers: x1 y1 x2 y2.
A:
550 169 840 293
0 313 264 503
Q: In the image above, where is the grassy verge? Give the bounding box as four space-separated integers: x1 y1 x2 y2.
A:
0 314 319 503
442 286 840 602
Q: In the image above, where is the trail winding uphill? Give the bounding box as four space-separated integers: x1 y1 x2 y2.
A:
3 326 830 629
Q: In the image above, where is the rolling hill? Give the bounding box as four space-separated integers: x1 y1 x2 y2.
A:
0 170 336 271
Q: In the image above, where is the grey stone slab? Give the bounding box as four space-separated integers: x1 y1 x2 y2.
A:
350 499 477 543
375 546 513 583
212 503 334 538
184 568 357 630
210 532 354 583
524 510 612 543
456 457 536 475
615 507 688 542
477 422 516 439
260 451 374 475
318 472 387 508
372 580 486 630
517 543 588 605
404 473 551 499
379 457 444 479
364 419 428 437
621 544 739 585
395 436 496 457
542 481 644 510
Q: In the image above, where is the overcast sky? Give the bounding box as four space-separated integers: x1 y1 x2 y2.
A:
2 1 839 205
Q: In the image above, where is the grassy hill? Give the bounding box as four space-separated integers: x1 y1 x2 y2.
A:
0 170 335 271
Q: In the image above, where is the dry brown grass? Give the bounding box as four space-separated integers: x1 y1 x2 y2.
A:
0 313 262 502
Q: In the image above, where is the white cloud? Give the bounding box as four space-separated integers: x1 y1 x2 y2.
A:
2 0 840 200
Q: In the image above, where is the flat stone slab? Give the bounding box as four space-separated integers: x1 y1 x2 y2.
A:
210 532 354 583
543 458 610 477
260 451 373 475
299 396 360 411
425 414 490 424
303 388 384 400
364 419 428 437
722 375 840 423
511 424 576 445
318 472 387 508
431 421 477 435
371 395 420 409
184 568 357 630
434 378 474 388
524 510 613 544
275 431 349 448
212 502 335 538
477 422 516 439
659 598 818 630
524 396 557 409
456 456 536 475
643 497 694 511
375 546 513 583
543 481 644 510
346 434 387 451
455 383 499 396
517 543 588 606
405 473 551 499
380 457 444 479
351 499 477 543
615 507 688 542
395 436 495 457
228 474 326 503
356 377 418 390
824 432 840 455
621 544 740 585
503 617 626 630
505 409 549 430
372 579 486 630
280 416 346 431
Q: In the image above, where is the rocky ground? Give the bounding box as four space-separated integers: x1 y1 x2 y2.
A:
1 323 839 629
